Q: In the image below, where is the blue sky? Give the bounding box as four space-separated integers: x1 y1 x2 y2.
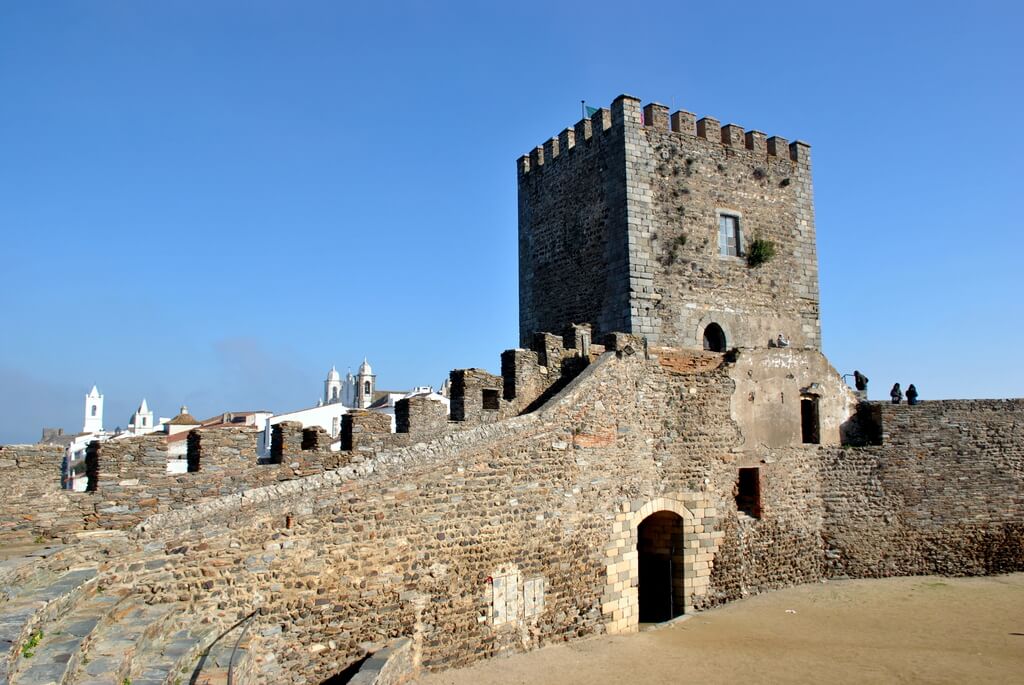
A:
1 1 1021 443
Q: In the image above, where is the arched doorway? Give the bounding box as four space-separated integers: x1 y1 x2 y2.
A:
702 323 726 352
637 511 685 623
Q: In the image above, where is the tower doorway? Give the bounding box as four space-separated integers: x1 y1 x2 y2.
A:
801 395 820 444
702 323 727 352
637 511 686 623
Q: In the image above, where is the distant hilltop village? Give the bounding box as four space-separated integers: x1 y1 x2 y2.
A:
40 361 449 490
0 94 1020 685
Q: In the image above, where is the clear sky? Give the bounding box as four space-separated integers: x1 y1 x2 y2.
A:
1 1 1021 444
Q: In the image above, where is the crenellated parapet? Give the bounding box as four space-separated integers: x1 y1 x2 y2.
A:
395 395 449 437
519 94 809 178
340 410 393 453
518 93 821 350
451 324 604 426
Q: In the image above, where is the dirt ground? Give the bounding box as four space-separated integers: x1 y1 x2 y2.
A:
423 574 1024 685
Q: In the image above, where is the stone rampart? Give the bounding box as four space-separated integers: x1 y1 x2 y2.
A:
822 399 1024 577
188 426 261 472
3 351 1022 683
0 444 84 542
395 396 448 438
0 428 364 543
112 350 822 681
341 410 395 453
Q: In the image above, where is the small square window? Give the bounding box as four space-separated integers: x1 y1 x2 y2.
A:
482 389 500 411
719 214 742 257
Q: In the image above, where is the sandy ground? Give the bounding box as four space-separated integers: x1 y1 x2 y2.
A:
423 574 1024 685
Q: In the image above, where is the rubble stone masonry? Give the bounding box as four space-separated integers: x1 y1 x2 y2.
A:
821 400 1024 577
90 349 1022 682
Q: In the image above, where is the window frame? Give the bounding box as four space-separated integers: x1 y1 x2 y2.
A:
717 210 744 259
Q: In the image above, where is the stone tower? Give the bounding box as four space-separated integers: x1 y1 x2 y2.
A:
83 385 104 433
517 94 820 351
324 366 343 405
355 358 375 409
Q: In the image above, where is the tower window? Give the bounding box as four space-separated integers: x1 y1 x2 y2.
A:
702 323 727 352
91 405 97 417
482 388 500 411
736 468 761 518
719 214 742 257
141 417 147 427
364 381 371 394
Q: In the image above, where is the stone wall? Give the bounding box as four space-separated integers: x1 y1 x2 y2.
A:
4 348 1021 683
727 347 859 449
822 400 1024 578
448 368 507 424
341 410 395 453
108 349 838 682
0 444 84 541
395 396 448 438
188 426 261 473
271 421 304 463
0 430 361 543
517 105 631 347
518 95 820 350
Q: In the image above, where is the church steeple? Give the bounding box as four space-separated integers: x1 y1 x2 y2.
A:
130 398 153 434
324 365 342 405
83 385 104 433
355 358 375 409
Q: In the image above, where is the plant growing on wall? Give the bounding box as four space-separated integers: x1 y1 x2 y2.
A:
746 238 776 268
661 234 687 266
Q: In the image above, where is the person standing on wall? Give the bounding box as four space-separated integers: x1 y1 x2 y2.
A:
890 383 902 404
906 384 919 405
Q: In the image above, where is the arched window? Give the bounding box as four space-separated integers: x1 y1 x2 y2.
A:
91 405 97 417
702 323 727 352
364 380 371 394
141 417 147 427
332 388 339 401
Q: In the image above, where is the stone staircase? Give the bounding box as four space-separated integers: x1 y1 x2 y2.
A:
0 566 99 683
0 545 250 685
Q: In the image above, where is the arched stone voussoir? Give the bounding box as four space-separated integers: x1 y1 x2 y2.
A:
602 492 722 634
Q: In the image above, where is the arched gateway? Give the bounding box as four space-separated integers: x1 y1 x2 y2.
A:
638 511 685 622
602 495 724 634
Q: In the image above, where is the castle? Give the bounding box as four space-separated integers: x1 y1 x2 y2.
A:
0 95 1020 684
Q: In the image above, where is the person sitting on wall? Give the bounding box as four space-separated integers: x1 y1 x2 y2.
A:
776 333 790 347
854 370 869 392
890 383 902 404
906 384 919 405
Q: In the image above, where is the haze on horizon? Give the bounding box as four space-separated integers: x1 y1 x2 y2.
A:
1 1 1022 444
